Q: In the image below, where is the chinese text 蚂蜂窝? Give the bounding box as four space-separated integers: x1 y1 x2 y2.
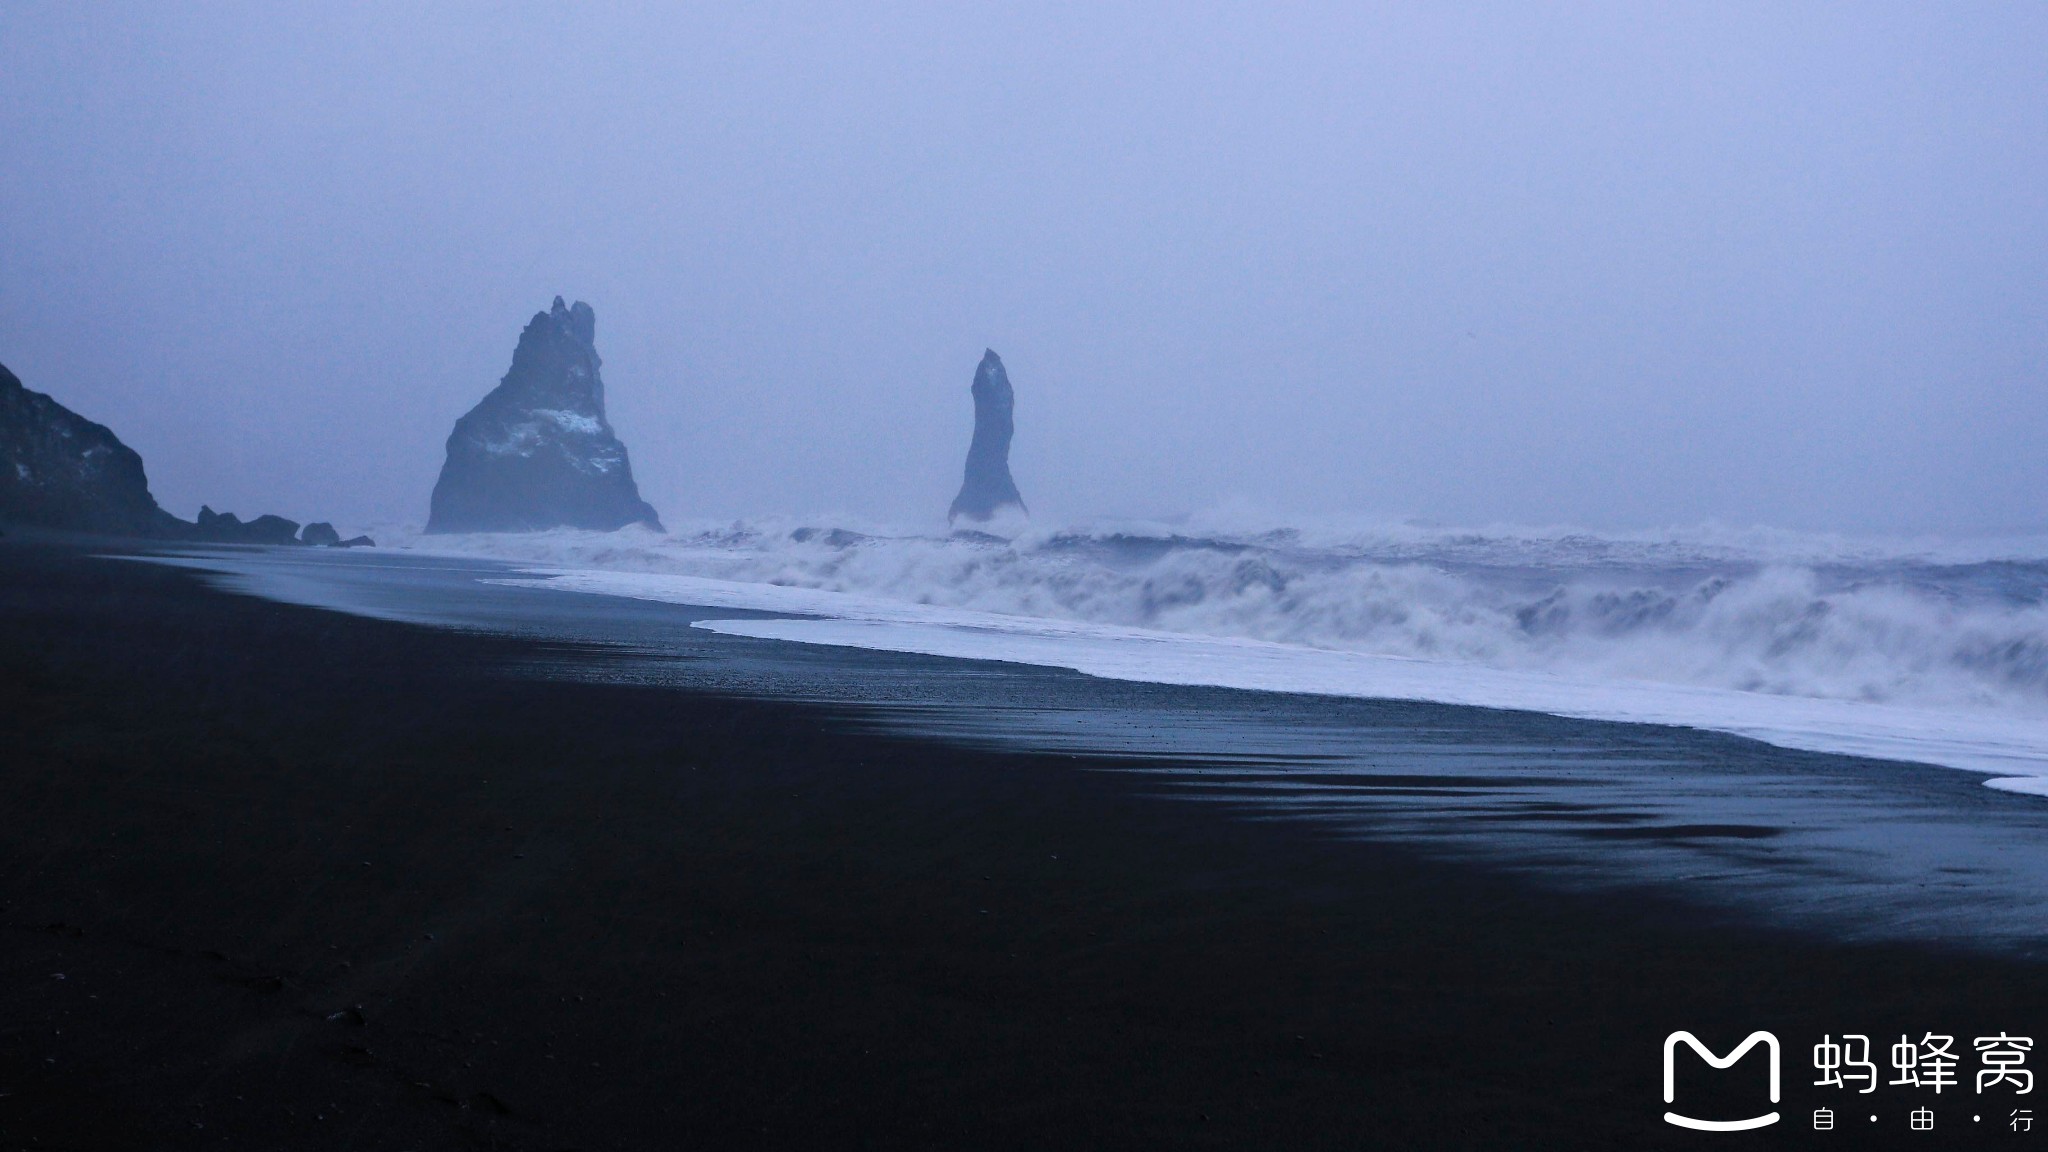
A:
1813 1034 2034 1095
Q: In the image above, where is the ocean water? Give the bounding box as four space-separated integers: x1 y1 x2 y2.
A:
129 520 2048 953
387 516 2048 792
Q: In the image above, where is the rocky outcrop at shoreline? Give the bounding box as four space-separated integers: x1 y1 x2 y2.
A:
1 360 182 536
0 359 369 545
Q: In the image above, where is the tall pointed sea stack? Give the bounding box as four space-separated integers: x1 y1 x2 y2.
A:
427 297 662 534
947 349 1026 524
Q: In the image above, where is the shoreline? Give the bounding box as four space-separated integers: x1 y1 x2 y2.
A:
130 540 2048 957
376 518 2048 790
3 533 2043 1148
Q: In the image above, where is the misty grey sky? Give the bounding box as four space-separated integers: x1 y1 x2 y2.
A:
2 3 2044 535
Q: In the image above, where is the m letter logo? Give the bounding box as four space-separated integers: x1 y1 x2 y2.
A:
1664 1031 1782 1131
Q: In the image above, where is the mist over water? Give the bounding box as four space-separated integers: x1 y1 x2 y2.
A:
4 6 2046 534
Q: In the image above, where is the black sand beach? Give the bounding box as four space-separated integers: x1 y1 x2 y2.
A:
2 534 2044 1150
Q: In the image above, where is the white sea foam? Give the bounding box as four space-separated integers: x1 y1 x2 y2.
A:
381 514 2048 787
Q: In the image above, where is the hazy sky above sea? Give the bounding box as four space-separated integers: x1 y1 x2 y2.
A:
2 3 2044 535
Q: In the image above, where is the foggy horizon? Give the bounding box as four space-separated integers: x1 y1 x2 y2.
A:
4 3 2045 536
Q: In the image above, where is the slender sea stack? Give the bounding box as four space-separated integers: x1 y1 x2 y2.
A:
947 349 1026 524
427 297 662 534
0 359 182 536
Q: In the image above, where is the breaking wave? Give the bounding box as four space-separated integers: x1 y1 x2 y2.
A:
392 514 2048 722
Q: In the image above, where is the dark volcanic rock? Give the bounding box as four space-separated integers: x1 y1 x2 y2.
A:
1 360 357 544
0 360 181 536
196 506 301 545
298 522 376 548
426 297 662 534
947 349 1026 524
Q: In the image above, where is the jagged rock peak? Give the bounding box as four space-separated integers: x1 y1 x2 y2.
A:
551 295 595 346
426 297 663 534
948 349 1026 524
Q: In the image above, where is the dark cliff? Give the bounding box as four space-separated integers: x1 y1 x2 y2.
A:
426 298 662 534
1 360 182 536
0 360 368 545
947 349 1026 524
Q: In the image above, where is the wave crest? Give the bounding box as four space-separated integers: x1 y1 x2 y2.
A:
395 516 2048 718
